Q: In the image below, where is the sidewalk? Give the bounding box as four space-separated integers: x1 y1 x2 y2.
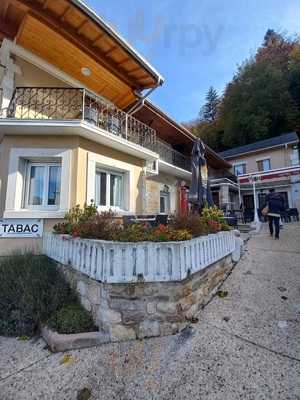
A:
0 223 299 399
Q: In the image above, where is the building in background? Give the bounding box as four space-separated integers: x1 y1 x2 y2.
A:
219 133 300 212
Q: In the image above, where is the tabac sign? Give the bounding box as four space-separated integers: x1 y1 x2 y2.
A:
0 219 43 238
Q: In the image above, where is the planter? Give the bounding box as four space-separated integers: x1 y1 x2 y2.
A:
41 326 110 353
43 231 236 284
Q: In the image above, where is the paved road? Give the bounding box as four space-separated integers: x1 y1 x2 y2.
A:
0 223 299 399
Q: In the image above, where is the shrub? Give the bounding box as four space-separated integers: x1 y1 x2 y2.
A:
201 205 226 224
0 254 77 337
53 202 97 235
149 224 192 242
115 222 151 242
78 211 122 240
170 213 209 237
46 304 96 334
201 205 229 233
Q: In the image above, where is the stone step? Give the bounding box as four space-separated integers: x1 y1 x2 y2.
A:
237 224 252 232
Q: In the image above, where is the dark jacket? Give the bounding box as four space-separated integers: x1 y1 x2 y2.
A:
265 193 285 215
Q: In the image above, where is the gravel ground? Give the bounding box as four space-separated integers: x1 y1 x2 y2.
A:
0 223 299 400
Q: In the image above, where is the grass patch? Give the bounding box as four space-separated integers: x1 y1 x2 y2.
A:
0 254 95 337
47 304 96 334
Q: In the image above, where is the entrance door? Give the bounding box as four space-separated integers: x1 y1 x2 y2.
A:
243 194 254 210
258 193 267 209
278 192 289 208
212 191 220 207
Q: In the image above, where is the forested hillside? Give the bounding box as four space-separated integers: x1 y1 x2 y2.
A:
187 30 300 151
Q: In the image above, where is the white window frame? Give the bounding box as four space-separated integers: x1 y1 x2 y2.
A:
25 162 61 210
234 163 246 176
160 190 170 214
95 168 124 211
256 158 271 172
86 152 134 214
4 148 71 218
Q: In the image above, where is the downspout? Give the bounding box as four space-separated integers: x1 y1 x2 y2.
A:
127 78 163 115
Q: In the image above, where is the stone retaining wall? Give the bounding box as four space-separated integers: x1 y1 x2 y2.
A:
60 253 234 342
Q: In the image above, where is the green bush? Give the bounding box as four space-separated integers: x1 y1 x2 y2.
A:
0 254 83 337
47 304 96 334
53 202 98 236
170 213 209 237
115 223 151 242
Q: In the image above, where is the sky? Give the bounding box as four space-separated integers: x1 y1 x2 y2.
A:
86 0 300 123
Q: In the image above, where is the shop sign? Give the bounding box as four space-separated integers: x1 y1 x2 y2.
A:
0 219 43 238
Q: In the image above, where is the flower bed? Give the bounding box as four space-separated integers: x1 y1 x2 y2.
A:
53 203 230 242
45 204 236 283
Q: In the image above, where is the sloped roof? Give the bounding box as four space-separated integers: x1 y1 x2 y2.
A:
219 132 299 159
134 100 232 169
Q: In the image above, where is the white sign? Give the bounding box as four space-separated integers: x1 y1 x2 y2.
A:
0 219 44 238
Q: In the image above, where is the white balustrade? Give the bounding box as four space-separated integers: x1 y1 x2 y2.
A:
43 231 236 283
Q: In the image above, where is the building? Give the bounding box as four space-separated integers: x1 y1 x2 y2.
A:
133 100 237 214
0 0 233 254
219 133 300 211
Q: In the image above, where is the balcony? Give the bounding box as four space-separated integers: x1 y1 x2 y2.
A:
2 87 156 152
155 138 191 172
0 87 192 172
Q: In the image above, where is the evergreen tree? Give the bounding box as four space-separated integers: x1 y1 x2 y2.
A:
199 87 220 123
189 29 300 151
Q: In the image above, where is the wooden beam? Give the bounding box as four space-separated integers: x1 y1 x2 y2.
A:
60 5 72 22
12 0 155 89
77 19 88 34
127 66 142 75
2 0 9 20
116 57 130 66
103 46 118 57
42 0 51 10
92 31 106 46
0 16 18 39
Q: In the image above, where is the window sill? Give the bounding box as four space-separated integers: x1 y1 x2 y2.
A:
3 210 67 219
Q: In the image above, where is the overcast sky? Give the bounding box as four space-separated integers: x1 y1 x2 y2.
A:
87 0 300 123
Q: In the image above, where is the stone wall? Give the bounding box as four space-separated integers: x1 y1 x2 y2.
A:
60 253 234 342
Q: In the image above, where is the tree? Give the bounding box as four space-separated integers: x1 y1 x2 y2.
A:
188 29 300 151
199 87 220 123
219 59 299 148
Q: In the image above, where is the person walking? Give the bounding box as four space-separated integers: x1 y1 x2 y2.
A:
264 189 285 239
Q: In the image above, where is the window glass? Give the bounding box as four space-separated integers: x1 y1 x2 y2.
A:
234 164 246 176
110 174 123 207
263 159 271 171
95 171 107 206
160 191 170 213
48 166 61 205
28 166 45 205
257 159 271 172
160 196 166 213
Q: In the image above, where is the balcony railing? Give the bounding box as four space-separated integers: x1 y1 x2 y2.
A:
4 87 156 151
155 138 191 171
1 87 193 171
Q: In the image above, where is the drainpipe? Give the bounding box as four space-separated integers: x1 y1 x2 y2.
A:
238 177 241 207
127 81 163 116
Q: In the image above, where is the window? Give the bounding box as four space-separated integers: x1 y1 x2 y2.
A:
160 190 170 214
257 159 271 172
234 163 246 176
95 169 123 209
26 163 61 208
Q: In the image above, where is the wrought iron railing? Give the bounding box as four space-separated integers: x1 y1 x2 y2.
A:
4 87 156 151
155 138 191 171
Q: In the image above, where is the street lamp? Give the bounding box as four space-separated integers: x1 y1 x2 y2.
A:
248 175 261 224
